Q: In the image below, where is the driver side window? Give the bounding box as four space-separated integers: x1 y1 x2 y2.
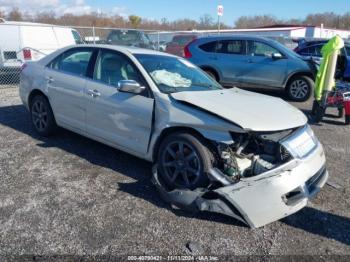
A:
93 50 143 87
248 41 280 57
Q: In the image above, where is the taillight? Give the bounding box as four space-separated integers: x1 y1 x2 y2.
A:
183 39 197 58
23 49 32 60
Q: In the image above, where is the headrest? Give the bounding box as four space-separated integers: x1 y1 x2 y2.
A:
102 57 122 71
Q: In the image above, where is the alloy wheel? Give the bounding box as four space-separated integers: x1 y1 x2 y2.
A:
31 100 48 132
290 79 309 100
162 141 201 188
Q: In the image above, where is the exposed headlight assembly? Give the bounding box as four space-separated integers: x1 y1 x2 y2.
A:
281 125 318 159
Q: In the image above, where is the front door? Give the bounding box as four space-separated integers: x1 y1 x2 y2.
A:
242 40 287 88
85 49 154 155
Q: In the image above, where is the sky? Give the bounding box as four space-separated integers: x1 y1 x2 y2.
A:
0 0 349 25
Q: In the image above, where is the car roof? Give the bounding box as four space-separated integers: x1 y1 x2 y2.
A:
173 34 197 37
70 44 177 57
196 34 274 42
0 20 70 28
298 39 350 47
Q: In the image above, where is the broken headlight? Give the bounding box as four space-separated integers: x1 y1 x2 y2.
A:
281 125 318 159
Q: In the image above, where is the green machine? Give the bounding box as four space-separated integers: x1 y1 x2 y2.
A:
312 36 350 125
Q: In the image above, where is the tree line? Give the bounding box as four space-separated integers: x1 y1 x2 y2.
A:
1 7 350 30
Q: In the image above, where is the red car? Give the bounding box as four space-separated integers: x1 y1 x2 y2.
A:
165 34 197 57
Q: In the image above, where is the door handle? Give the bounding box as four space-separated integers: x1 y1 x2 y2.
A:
209 56 218 60
45 76 54 84
247 59 253 63
87 89 101 98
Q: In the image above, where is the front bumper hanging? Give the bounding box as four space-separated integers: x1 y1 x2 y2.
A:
151 165 248 226
151 141 328 228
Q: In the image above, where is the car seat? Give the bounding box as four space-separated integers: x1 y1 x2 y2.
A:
100 57 124 86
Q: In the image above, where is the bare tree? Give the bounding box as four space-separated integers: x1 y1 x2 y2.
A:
7 7 23 21
2 8 350 32
0 10 6 19
199 14 215 29
35 11 57 24
234 15 279 29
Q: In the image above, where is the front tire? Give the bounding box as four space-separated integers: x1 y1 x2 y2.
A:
157 132 214 190
286 75 314 102
30 95 57 136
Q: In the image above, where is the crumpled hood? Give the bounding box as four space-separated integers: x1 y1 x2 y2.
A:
171 88 307 132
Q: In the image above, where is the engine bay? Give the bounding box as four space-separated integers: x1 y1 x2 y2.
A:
217 129 295 181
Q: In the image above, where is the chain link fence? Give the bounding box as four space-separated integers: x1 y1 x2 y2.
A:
0 22 297 89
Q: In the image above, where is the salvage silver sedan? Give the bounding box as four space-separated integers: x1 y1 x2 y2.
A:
19 45 328 228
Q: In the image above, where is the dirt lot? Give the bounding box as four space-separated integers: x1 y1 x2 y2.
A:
0 87 349 258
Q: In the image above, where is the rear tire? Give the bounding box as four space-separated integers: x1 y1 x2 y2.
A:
30 95 57 136
157 132 214 190
286 75 314 102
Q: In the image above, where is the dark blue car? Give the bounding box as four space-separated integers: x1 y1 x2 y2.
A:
294 39 350 81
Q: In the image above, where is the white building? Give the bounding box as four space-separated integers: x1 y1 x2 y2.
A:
197 24 350 39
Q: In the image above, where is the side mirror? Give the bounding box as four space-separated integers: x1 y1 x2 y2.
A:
272 53 283 60
117 80 145 94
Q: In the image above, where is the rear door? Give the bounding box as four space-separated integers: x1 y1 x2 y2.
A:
242 40 287 87
85 49 154 155
0 25 21 67
45 47 95 132
214 39 248 85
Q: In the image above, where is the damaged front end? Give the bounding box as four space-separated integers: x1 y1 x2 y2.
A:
152 125 328 228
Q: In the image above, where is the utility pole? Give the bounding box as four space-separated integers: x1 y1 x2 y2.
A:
217 15 221 34
217 4 223 34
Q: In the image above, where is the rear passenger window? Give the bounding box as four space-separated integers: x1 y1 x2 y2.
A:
49 49 93 76
199 41 217 53
217 40 245 55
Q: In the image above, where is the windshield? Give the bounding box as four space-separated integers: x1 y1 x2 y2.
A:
270 39 302 59
108 30 140 43
135 54 222 94
173 35 195 45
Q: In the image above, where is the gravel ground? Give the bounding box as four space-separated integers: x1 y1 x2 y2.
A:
0 87 349 258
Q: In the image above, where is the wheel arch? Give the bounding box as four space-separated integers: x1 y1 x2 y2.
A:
152 126 220 162
284 71 314 88
28 89 49 109
200 66 220 81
